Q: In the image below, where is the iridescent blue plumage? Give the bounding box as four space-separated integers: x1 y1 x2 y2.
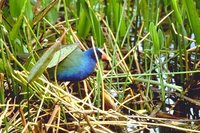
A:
52 48 108 82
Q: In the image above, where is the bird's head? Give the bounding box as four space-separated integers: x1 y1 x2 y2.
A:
86 48 111 62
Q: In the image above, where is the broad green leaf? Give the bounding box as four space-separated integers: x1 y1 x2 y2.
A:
9 0 25 17
9 0 33 20
9 0 28 41
27 42 61 83
77 9 91 38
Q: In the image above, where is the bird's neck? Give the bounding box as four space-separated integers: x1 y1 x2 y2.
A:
84 48 98 62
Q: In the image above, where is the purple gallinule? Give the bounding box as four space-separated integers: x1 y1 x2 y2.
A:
47 45 110 82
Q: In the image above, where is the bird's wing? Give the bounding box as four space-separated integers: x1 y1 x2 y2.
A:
47 43 79 68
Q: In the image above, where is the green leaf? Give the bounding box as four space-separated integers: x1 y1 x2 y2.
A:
158 29 164 49
9 0 31 41
89 9 104 47
9 0 33 20
25 0 33 20
106 0 126 37
33 0 59 25
171 0 183 25
183 0 200 45
77 9 91 38
42 0 59 24
47 44 79 68
80 0 105 46
9 0 25 18
140 0 148 27
149 22 160 55
28 43 79 82
27 42 61 83
0 58 5 73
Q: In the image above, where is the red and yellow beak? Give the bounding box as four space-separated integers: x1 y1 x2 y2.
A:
101 51 111 61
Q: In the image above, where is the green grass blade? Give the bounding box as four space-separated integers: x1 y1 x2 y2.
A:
184 0 200 45
105 0 126 37
171 0 183 25
149 22 160 55
80 0 104 46
33 0 59 26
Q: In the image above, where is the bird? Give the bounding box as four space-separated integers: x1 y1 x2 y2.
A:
47 45 110 82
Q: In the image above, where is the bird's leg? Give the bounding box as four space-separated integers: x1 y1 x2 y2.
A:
65 81 83 98
64 82 74 93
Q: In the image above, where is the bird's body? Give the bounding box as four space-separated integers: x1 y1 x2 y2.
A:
48 46 110 82
56 48 98 81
